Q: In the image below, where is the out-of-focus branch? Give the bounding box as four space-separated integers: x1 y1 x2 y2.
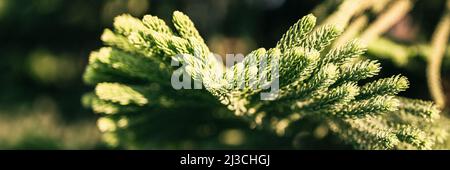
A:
367 38 450 67
427 0 450 109
359 0 414 45
367 38 413 66
311 0 339 22
371 0 392 14
320 0 377 30
332 0 392 47
333 15 368 48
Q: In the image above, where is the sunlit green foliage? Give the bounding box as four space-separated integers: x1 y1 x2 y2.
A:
83 11 447 150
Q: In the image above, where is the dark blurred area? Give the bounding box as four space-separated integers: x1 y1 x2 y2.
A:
0 0 447 149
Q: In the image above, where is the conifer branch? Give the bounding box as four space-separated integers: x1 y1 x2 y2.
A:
82 11 446 149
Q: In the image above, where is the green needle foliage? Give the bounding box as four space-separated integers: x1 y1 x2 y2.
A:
82 11 448 150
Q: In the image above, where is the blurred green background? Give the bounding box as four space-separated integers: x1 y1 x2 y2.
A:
0 0 448 149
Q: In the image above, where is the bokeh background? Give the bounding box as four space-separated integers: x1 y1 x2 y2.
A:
0 0 448 149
